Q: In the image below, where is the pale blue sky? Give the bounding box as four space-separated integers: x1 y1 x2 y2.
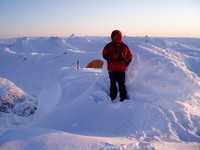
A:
0 0 200 38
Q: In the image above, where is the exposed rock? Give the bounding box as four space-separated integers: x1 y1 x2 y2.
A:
0 77 37 117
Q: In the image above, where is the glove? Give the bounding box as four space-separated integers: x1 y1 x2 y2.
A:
117 52 127 62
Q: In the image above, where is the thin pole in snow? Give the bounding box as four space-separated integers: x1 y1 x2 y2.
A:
77 60 80 69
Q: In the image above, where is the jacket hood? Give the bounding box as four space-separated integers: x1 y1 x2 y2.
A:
111 30 123 43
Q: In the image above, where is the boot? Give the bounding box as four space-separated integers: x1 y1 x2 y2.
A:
120 95 127 102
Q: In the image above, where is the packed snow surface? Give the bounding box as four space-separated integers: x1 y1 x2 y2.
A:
0 35 200 150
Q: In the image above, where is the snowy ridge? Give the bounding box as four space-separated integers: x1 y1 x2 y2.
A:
0 36 200 149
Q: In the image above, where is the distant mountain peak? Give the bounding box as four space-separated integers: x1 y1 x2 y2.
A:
69 33 76 39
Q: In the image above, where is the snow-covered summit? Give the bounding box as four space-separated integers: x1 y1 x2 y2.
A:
69 33 76 39
0 36 200 149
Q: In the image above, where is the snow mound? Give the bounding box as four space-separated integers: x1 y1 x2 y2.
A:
1 127 199 150
127 43 200 106
0 77 37 130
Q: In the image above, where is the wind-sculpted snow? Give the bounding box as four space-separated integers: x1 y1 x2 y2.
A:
0 35 200 149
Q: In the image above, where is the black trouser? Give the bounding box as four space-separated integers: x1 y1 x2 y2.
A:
109 71 127 101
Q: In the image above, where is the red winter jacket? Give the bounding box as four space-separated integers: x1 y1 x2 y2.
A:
102 30 132 72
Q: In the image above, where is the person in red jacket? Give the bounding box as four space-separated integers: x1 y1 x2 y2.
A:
103 30 132 102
